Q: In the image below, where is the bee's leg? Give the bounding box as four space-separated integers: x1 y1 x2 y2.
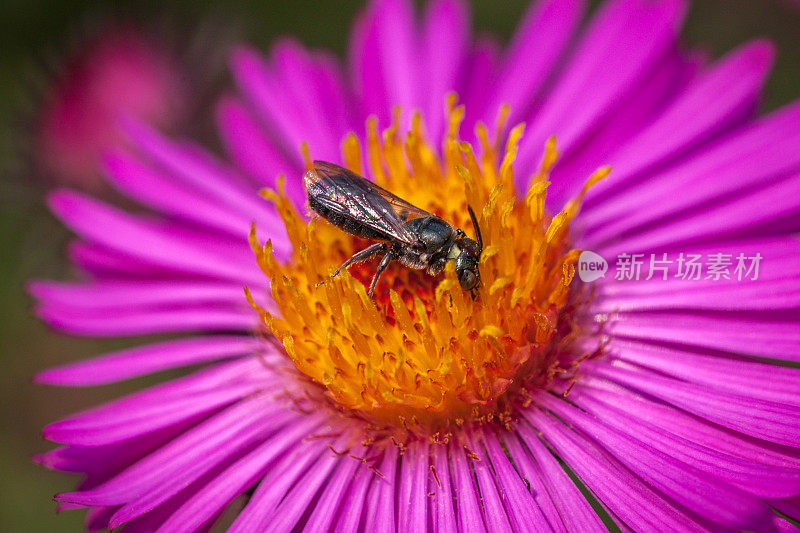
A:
318 243 387 289
367 251 393 298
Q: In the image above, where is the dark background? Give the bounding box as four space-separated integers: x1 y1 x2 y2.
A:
1 1 798 530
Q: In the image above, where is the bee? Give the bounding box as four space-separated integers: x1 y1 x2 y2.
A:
304 161 483 299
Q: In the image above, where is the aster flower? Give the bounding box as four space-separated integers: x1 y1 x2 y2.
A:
32 0 800 531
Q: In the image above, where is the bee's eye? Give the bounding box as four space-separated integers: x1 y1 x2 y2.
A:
458 269 477 290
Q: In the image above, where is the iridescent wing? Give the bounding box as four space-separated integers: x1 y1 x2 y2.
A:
304 160 432 245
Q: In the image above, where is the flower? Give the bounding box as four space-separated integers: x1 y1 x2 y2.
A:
35 23 189 192
31 0 800 531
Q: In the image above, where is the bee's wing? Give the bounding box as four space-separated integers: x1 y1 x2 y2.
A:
304 161 432 245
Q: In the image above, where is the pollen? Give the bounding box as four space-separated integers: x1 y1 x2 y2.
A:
246 97 609 439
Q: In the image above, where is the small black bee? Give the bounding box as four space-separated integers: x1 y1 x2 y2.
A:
304 161 483 298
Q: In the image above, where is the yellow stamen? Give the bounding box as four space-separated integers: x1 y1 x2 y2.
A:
248 100 608 438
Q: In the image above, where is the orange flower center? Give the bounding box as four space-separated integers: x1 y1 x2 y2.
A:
246 98 609 440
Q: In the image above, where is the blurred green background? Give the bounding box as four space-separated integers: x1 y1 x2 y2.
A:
1 0 798 530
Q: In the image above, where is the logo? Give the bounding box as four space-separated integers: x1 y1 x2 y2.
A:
578 250 607 282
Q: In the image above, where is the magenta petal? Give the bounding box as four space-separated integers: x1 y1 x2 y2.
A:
120 118 277 224
483 0 585 126
504 432 594 532
450 442 487 532
229 47 307 164
349 6 389 127
29 279 267 313
585 360 800 447
48 190 264 284
567 382 800 499
215 96 306 206
154 417 327 533
36 303 254 337
330 456 373 533
363 444 399 533
577 377 800 470
420 0 469 141
228 438 329 532
593 237 800 312
604 309 800 360
585 40 774 203
607 339 800 407
43 358 267 445
102 150 255 237
301 444 369 532
102 405 299 527
469 437 514 532
539 393 770 528
261 437 350 531
430 443 457 533
372 0 419 120
546 43 702 207
461 37 501 131
522 408 701 531
516 0 687 185
479 430 552 531
582 101 800 250
267 40 346 161
35 335 262 386
596 172 800 254
398 439 429 532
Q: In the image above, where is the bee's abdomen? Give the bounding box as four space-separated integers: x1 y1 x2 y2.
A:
308 195 388 241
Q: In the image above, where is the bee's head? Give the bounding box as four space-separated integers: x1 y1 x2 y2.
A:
454 237 481 291
455 205 484 294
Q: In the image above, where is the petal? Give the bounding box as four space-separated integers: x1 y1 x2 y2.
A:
593 237 800 312
479 430 552 531
104 407 308 528
144 415 326 532
566 381 800 499
371 0 419 119
516 0 687 186
582 101 800 252
48 190 265 285
398 440 429 532
228 438 330 532
540 393 770 528
262 436 354 531
215 96 298 187
121 118 275 225
28 279 267 313
421 0 470 141
583 40 774 207
576 377 800 470
430 443 457 533
603 309 800 360
521 408 700 531
35 303 254 337
363 444 399 533
450 443 487 532
43 359 267 445
606 339 800 407
34 334 262 386
503 432 599 532
329 456 373 533
469 437 514 532
483 0 586 126
301 444 369 532
102 149 257 237
584 359 800 447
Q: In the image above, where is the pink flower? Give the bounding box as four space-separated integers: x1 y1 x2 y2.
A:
32 0 800 531
36 25 188 191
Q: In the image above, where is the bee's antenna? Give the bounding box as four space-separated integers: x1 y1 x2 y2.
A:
467 205 483 252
